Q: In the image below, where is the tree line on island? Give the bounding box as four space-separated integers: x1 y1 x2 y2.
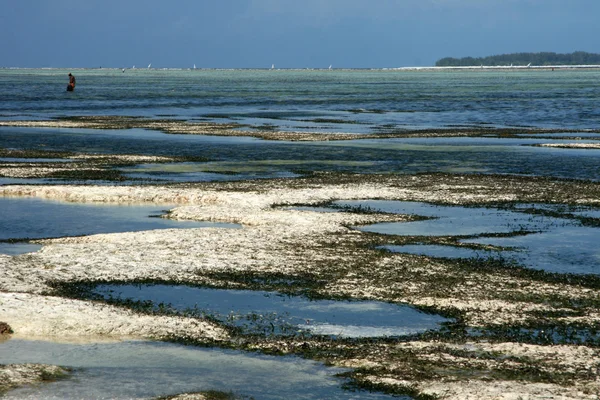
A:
436 51 600 67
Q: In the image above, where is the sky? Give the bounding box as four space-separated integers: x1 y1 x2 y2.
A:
2 0 600 69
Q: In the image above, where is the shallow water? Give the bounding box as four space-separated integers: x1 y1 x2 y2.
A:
2 126 600 182
93 284 450 338
2 68 600 398
0 197 240 241
342 200 565 236
2 68 600 131
0 339 402 400
463 225 600 275
335 200 600 275
0 242 42 255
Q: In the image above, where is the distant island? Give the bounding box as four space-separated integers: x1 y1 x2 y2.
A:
436 51 600 67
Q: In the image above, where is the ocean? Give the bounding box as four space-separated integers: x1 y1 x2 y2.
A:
2 67 600 129
1 68 600 181
1 68 600 399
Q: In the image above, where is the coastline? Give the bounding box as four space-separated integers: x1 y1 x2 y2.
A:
1 170 600 399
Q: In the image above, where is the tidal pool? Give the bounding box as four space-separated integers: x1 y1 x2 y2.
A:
462 225 600 275
339 200 600 275
92 284 450 338
341 200 563 237
0 339 402 400
0 197 240 252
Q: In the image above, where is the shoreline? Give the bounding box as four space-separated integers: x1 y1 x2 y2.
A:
1 172 600 399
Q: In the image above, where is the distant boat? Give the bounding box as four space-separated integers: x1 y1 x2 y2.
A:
148 63 152 69
329 65 332 70
193 64 196 69
132 65 135 69
271 64 275 69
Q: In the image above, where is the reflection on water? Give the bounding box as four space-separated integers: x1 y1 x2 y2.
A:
342 200 563 236
2 126 600 182
463 225 600 275
335 200 600 275
2 69 599 131
0 197 240 243
93 284 450 338
0 339 402 400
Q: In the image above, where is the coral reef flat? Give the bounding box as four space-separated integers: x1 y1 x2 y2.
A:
1 170 599 399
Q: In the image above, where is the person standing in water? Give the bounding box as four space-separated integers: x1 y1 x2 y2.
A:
67 73 76 91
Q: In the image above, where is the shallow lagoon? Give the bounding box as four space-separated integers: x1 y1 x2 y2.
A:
0 339 401 400
93 284 450 338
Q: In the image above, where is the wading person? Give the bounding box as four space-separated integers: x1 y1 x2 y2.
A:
67 73 76 91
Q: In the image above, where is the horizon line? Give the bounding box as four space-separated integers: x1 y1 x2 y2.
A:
2 64 600 71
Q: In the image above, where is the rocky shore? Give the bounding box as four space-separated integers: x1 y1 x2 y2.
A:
1 170 599 399
1 116 600 398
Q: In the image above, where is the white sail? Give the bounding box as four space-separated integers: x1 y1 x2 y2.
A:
148 63 152 69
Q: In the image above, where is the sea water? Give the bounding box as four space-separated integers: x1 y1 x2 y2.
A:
1 68 600 398
1 68 600 131
2 68 600 181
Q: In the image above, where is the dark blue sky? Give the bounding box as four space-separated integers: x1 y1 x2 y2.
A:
3 0 600 68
